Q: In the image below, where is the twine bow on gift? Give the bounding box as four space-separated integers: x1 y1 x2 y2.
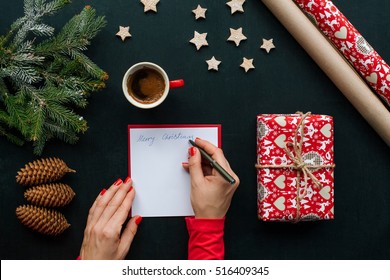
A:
255 112 336 222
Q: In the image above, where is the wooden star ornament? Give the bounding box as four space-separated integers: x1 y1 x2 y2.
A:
226 0 245 14
260 38 275 53
141 0 159 13
240 57 254 72
192 5 207 20
227 27 247 47
116 26 131 41
206 56 221 71
190 31 208 50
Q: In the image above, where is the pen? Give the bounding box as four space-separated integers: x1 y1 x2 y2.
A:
189 140 236 185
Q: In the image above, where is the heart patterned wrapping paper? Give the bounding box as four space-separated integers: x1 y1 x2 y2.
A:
256 112 335 222
294 0 390 106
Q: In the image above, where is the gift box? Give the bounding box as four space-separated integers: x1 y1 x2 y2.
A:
256 112 335 222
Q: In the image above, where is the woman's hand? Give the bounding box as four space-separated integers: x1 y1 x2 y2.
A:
79 177 142 260
183 138 240 218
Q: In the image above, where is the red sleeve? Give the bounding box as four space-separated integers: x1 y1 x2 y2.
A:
185 217 225 260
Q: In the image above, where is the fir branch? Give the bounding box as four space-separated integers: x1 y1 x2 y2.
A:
15 40 34 53
0 124 24 146
76 6 106 41
42 83 87 107
26 100 45 141
12 52 44 65
34 0 71 17
36 6 106 57
0 78 9 101
70 50 105 80
0 108 24 145
4 65 41 85
33 117 80 154
58 5 105 44
40 68 93 107
0 108 10 124
44 99 87 133
12 41 44 67
1 2 107 154
62 76 95 92
3 95 30 137
12 19 43 47
43 119 79 144
30 23 55 37
11 0 71 47
0 35 6 47
32 129 48 155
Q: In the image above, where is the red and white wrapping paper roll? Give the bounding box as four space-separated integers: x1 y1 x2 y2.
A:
293 0 390 106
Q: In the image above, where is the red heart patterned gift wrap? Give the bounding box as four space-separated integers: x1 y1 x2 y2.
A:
293 0 390 106
256 112 335 222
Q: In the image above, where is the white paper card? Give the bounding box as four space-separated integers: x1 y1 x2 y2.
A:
128 125 220 217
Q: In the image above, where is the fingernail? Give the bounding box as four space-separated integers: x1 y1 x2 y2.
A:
195 137 201 141
128 186 133 192
100 188 106 196
114 179 123 186
135 216 143 225
182 162 188 165
189 147 196 157
124 176 131 184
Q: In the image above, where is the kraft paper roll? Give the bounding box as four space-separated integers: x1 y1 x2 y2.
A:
261 0 390 147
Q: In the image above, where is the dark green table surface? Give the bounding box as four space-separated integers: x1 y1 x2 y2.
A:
1 0 390 260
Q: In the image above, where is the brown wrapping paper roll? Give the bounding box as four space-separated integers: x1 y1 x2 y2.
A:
261 0 390 147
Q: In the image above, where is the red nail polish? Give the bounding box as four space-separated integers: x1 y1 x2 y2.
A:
100 188 106 196
128 186 133 192
189 147 196 156
135 216 143 225
195 137 201 141
124 176 131 184
114 179 122 186
182 162 188 165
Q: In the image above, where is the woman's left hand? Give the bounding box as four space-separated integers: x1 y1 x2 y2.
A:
79 177 142 260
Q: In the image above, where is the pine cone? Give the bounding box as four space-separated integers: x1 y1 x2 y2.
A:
24 183 76 207
16 205 70 236
16 157 76 186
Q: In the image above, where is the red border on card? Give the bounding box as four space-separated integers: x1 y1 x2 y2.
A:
127 124 221 178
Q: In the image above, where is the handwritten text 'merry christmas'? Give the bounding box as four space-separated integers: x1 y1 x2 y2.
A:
136 132 194 146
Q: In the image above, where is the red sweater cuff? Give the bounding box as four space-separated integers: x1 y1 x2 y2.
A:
185 217 225 232
185 217 225 260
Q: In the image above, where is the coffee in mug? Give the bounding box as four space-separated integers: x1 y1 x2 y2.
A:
126 67 165 104
122 62 184 109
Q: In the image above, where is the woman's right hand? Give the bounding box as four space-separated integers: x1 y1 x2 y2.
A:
182 138 239 218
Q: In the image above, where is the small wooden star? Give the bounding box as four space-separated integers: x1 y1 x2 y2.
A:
260 38 275 53
206 56 221 71
227 27 247 47
140 0 159 13
190 31 208 50
226 0 245 14
116 26 131 41
240 57 254 72
192 5 207 20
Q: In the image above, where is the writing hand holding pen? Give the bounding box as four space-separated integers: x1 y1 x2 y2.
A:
182 138 240 219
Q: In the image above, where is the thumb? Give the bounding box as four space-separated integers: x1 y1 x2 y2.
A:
118 216 142 254
188 147 204 185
